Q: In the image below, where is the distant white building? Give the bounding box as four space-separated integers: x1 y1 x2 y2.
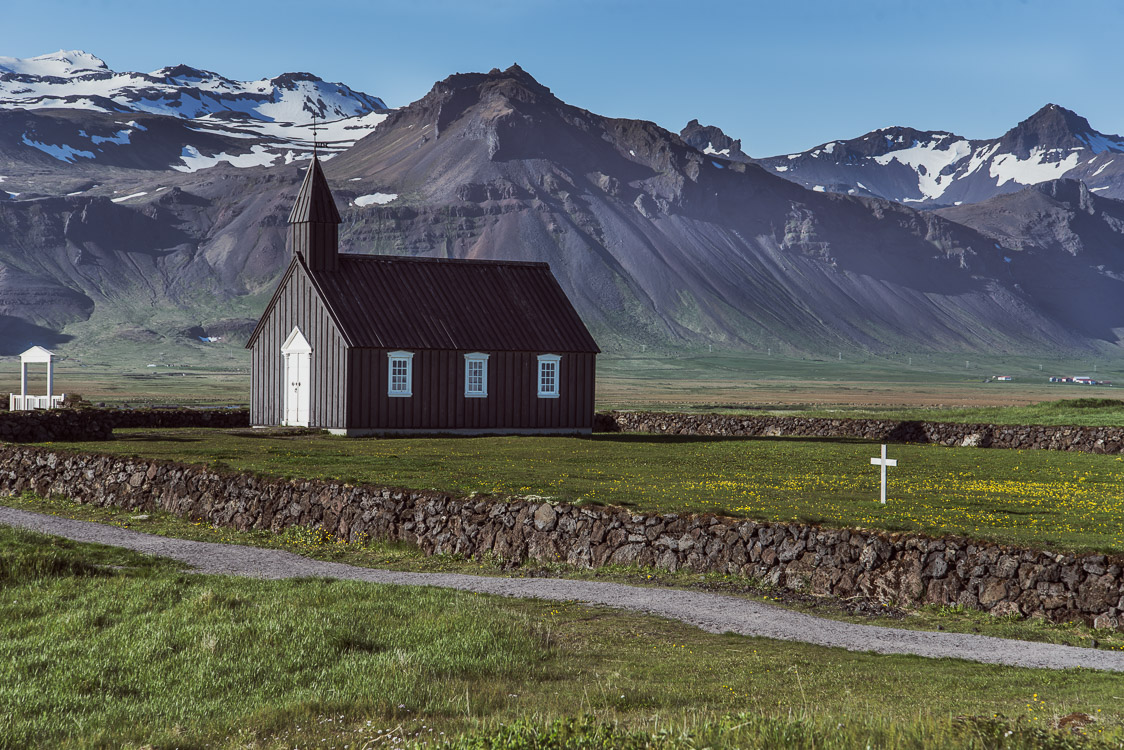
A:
1049 375 1107 385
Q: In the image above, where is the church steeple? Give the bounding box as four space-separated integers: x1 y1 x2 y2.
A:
288 155 341 272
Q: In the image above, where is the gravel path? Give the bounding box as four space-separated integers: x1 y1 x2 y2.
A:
4 506 1123 673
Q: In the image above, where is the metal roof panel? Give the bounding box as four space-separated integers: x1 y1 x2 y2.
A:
311 254 600 353
287 157 342 225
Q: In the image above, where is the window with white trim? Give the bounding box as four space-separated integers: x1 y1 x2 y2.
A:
464 352 489 397
537 354 561 398
387 351 414 397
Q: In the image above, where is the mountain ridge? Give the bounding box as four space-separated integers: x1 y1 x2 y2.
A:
747 103 1124 206
0 50 390 174
0 60 1122 361
326 66 1094 355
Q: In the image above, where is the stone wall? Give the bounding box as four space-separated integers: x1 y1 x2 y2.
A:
0 408 250 442
596 411 1124 454
0 410 115 443
104 408 250 430
1 444 1120 629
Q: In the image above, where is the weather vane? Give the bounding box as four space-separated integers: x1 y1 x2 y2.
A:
311 114 320 157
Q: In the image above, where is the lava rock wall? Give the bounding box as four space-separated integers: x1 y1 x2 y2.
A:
0 408 250 442
597 412 1124 454
1 444 1120 629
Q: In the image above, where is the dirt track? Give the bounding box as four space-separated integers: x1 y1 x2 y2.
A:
4 505 1122 673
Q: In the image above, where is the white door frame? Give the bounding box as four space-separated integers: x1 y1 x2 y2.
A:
281 327 312 427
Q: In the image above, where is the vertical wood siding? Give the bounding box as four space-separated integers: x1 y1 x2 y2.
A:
250 266 349 428
347 350 595 431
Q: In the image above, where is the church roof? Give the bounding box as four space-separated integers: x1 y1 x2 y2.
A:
314 254 600 353
287 156 341 225
248 252 600 354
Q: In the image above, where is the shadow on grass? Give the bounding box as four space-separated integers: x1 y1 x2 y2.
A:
591 433 875 446
111 434 204 444
222 429 329 441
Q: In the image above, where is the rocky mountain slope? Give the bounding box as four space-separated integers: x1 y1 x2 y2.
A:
745 104 1124 206
934 180 1124 345
324 66 1102 355
680 119 752 163
1 59 1123 360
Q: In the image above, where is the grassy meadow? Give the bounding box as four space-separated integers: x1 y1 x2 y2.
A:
799 397 1124 427
5 349 1124 413
8 490 1124 653
594 351 1124 413
39 427 1124 554
8 351 1124 748
2 525 1122 750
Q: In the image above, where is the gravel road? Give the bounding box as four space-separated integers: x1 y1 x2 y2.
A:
4 505 1122 673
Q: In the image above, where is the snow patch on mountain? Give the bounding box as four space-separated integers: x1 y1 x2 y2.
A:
753 105 1124 205
110 191 148 203
190 110 388 149
989 148 1081 187
2 50 391 173
172 145 279 172
872 137 972 200
20 134 94 162
0 52 386 122
354 192 398 206
89 130 131 145
0 50 108 77
1077 132 1124 153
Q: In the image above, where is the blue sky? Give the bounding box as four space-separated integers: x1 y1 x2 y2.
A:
3 0 1121 155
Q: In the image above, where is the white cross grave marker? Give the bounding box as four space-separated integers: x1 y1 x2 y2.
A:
869 444 897 505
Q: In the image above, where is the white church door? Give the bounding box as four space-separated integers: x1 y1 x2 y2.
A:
281 327 312 427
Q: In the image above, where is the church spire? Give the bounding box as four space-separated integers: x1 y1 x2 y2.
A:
288 155 341 271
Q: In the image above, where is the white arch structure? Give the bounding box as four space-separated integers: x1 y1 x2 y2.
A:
10 346 64 411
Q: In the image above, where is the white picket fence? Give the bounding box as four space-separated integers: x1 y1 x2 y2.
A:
8 394 64 411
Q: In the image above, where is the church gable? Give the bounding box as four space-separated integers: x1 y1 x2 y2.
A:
248 256 350 428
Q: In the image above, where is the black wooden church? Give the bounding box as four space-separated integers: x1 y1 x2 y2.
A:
246 158 600 435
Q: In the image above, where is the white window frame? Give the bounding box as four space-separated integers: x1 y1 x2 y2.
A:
464 352 490 398
387 350 414 397
537 353 561 398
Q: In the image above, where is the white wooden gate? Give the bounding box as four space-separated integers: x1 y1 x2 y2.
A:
281 328 312 427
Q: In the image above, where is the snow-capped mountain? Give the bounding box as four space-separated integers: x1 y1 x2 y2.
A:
0 50 389 172
745 104 1124 206
6 61 1124 362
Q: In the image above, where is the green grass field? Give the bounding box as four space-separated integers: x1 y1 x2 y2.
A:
2 526 1121 750
8 351 1124 747
799 398 1124 427
8 491 1124 654
5 349 1124 413
40 427 1124 554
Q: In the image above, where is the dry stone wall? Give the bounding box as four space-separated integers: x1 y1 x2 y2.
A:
596 412 1124 454
1 444 1121 629
0 408 250 442
0 410 115 443
104 408 250 430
